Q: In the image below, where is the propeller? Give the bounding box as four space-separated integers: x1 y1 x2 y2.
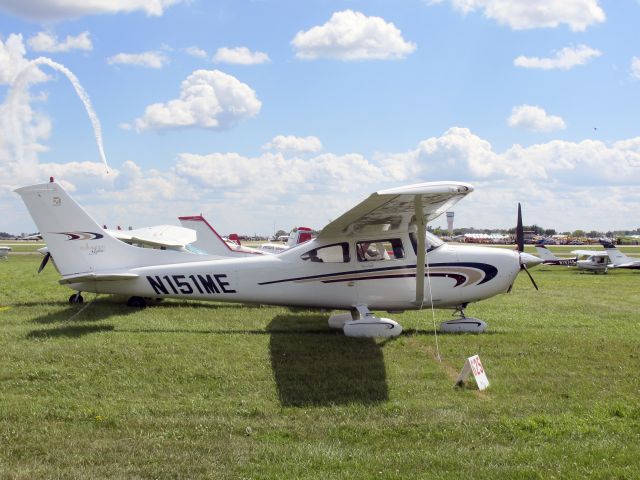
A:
37 250 51 274
516 202 539 291
516 203 524 253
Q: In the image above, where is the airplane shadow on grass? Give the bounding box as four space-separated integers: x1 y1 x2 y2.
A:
27 324 115 339
267 314 388 407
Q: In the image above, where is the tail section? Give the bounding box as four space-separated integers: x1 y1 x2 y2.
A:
15 180 142 276
228 233 241 246
534 244 560 261
178 215 264 257
286 226 313 248
599 239 632 266
179 215 237 256
15 179 204 277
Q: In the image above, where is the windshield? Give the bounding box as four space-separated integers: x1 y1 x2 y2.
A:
409 231 445 254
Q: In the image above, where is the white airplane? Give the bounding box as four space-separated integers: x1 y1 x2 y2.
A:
599 240 640 270
0 245 11 260
573 249 609 273
534 244 577 266
16 178 540 337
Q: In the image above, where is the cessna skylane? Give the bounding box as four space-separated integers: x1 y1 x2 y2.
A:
600 240 640 270
16 178 540 337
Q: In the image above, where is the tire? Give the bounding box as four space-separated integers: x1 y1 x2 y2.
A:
127 296 147 309
68 293 84 304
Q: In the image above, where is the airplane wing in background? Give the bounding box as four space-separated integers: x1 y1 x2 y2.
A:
571 250 607 257
109 225 197 249
318 181 473 240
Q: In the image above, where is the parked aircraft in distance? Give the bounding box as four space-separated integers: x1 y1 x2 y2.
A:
179 216 312 257
573 249 609 273
534 244 577 266
16 178 540 337
599 240 640 270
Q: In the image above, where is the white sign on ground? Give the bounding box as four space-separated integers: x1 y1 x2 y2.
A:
456 354 489 390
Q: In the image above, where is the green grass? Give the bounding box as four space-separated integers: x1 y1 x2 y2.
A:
1 255 640 479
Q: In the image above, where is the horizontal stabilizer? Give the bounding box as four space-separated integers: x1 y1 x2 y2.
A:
59 272 139 285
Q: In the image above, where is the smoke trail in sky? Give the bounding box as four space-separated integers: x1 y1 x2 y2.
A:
9 56 110 172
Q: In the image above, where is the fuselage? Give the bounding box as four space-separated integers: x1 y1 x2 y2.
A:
68 233 522 311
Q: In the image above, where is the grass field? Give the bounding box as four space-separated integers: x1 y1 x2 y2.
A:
1 253 639 479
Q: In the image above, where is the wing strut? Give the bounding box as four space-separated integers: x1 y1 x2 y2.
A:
414 194 426 308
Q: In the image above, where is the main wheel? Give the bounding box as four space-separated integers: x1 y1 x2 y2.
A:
68 293 84 304
127 296 147 309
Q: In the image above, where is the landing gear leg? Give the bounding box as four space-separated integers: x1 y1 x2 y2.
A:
439 303 487 333
69 293 84 304
341 304 403 338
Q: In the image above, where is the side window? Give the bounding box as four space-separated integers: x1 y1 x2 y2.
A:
301 243 350 263
356 239 405 262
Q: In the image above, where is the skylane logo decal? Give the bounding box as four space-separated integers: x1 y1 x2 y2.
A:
258 262 498 288
55 231 104 241
146 274 236 296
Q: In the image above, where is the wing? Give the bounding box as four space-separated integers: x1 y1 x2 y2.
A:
318 181 473 239
571 249 605 257
109 225 197 248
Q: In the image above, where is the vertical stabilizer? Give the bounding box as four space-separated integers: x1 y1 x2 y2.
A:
534 244 560 261
600 240 633 266
15 181 142 275
179 215 236 256
287 227 313 247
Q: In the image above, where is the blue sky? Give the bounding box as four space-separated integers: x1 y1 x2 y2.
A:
1 0 639 236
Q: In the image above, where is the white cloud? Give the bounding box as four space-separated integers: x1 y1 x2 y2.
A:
514 45 602 70
185 46 207 58
292 10 416 60
28 31 92 53
107 51 170 68
507 105 566 132
213 47 270 65
0 0 183 21
6 120 640 233
262 135 322 154
430 0 605 31
132 69 262 131
174 151 385 196
631 56 640 80
0 33 46 85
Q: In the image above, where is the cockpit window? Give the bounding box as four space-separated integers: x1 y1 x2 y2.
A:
356 239 405 262
301 243 350 263
409 231 445 255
